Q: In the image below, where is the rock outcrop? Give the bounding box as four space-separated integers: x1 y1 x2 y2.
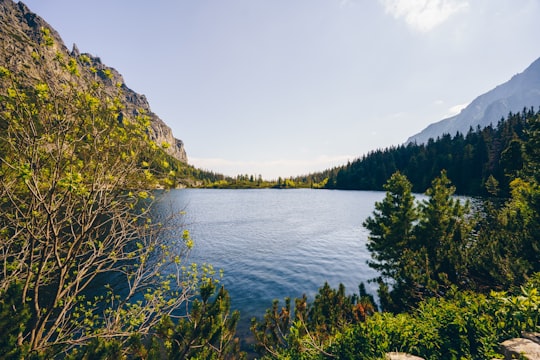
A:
386 352 424 360
0 0 187 163
500 333 540 360
384 333 540 360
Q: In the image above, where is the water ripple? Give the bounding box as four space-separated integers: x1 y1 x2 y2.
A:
155 189 384 336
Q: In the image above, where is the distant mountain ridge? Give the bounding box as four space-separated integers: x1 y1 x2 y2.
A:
407 57 540 144
0 0 187 163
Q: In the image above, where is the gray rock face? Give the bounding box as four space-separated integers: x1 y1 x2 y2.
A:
0 0 187 163
386 353 425 360
407 57 540 145
500 338 540 360
85 54 188 163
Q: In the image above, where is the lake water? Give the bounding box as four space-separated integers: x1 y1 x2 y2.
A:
155 188 385 342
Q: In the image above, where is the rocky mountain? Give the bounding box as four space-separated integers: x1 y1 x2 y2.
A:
407 56 540 144
0 0 187 163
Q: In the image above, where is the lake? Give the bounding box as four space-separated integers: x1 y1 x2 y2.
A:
155 188 385 343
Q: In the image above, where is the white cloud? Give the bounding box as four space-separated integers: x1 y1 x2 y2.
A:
339 0 356 8
446 102 468 116
379 0 469 32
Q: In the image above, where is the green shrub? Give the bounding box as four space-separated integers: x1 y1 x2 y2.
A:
265 275 540 359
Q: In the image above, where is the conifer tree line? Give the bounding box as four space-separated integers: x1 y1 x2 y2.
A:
314 108 536 196
199 109 538 191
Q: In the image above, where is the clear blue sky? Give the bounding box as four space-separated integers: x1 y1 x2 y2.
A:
21 0 540 179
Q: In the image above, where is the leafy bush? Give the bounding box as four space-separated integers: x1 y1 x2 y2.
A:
253 275 539 359
328 276 540 360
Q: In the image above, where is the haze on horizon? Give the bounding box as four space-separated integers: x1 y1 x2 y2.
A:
21 0 540 180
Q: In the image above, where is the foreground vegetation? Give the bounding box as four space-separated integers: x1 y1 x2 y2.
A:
251 276 540 359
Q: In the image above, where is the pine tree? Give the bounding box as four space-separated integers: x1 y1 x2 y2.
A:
414 170 473 294
363 172 417 310
364 171 474 310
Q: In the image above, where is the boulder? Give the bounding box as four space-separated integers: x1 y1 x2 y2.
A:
522 332 540 345
386 353 425 360
500 338 540 360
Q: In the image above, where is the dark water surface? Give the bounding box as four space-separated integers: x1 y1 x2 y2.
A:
155 188 384 344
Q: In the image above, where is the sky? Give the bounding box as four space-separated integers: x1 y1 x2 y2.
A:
20 0 540 179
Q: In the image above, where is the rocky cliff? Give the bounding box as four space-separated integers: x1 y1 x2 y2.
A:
407 56 540 145
0 0 187 163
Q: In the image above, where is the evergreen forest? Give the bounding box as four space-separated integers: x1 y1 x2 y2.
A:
317 109 536 196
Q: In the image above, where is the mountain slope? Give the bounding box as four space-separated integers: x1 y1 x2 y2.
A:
407 57 540 144
0 0 187 163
